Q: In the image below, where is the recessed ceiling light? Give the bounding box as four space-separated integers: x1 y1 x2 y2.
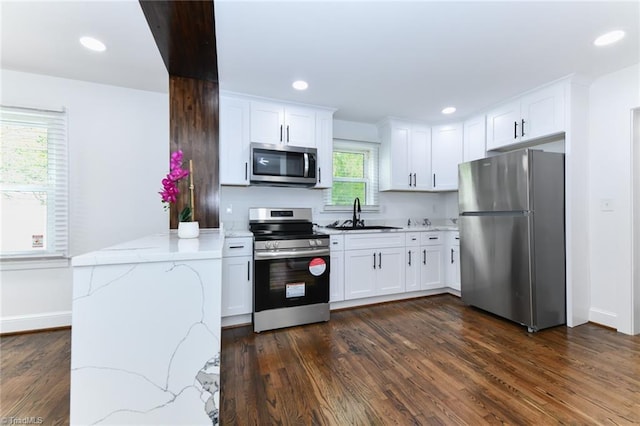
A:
80 36 106 52
594 30 625 47
292 80 309 91
442 106 456 115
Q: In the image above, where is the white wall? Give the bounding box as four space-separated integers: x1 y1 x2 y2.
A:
588 63 640 333
0 70 169 333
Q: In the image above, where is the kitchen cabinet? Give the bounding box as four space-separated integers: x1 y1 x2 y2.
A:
463 114 486 162
221 236 253 317
379 120 431 191
444 231 460 291
420 232 444 290
431 123 463 191
315 110 334 189
344 233 406 300
405 232 421 292
486 82 565 151
219 96 251 186
250 101 316 148
329 234 345 302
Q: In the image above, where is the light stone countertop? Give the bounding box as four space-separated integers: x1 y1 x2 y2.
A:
72 229 225 267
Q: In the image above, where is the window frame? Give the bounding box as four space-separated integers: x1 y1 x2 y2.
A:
0 105 69 269
324 139 379 212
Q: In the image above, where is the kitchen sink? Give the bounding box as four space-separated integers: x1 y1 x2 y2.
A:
329 225 402 231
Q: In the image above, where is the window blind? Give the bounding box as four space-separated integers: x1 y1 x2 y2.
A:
0 105 68 259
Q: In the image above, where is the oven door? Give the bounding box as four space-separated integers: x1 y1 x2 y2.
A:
254 249 330 312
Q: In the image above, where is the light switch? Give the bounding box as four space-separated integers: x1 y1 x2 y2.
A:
600 199 614 212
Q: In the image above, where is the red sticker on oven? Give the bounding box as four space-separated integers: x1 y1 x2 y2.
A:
309 257 327 276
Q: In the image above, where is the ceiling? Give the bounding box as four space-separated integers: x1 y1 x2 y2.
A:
2 1 639 124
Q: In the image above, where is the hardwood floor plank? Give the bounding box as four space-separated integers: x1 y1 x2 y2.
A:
2 295 639 425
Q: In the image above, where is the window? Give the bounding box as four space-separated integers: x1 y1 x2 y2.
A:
0 105 68 261
324 139 379 209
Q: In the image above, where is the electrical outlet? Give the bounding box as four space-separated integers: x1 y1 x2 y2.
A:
226 204 233 214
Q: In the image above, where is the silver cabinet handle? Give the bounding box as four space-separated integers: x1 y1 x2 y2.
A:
247 260 251 281
514 121 518 139
245 162 248 180
451 248 454 264
280 124 283 142
408 250 412 266
318 167 321 183
409 174 412 187
373 252 376 269
423 249 426 265
287 125 290 142
521 119 525 137
378 252 382 269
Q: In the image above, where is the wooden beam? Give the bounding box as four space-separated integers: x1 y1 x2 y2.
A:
139 0 218 82
140 0 220 229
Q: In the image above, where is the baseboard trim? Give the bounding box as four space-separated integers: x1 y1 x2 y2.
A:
0 311 72 335
589 307 617 329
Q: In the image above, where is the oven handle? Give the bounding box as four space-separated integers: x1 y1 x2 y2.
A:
254 248 329 260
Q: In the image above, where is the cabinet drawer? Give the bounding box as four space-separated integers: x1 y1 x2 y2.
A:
420 232 443 246
330 234 344 251
345 232 405 250
406 232 420 247
223 237 253 257
445 232 460 245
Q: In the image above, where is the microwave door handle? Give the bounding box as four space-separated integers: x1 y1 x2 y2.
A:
303 152 309 177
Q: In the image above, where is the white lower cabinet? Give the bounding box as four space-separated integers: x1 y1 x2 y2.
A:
329 235 345 302
221 237 253 317
420 232 444 290
344 233 405 300
405 233 421 292
444 232 460 291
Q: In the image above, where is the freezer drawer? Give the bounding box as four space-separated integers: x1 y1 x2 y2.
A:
460 214 533 327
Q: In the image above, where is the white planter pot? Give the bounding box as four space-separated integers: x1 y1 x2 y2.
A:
178 221 200 239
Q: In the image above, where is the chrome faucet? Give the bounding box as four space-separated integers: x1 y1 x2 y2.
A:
353 197 362 228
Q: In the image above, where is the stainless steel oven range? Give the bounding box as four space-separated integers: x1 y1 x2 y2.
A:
249 207 330 333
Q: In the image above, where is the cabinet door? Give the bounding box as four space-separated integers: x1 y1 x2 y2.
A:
221 256 252 317
421 246 443 290
486 101 520 151
410 125 432 190
463 115 486 162
344 250 377 300
389 123 412 189
330 250 344 302
315 110 333 189
447 245 461 291
250 101 284 144
220 96 251 186
431 123 463 191
405 248 421 292
376 247 405 295
520 83 565 142
284 106 316 148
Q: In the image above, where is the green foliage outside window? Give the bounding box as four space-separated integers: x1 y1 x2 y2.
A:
332 150 367 205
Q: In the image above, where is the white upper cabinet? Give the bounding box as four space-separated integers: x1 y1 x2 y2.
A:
379 120 432 191
463 114 486 162
486 82 565 151
314 110 334 189
219 96 251 186
431 123 463 191
250 101 316 148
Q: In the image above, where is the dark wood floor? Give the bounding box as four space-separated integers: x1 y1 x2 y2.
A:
2 295 639 425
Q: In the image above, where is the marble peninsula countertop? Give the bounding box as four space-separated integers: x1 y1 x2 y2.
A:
72 229 225 267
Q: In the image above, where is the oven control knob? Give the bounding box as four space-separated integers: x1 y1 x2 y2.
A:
265 241 274 249
309 239 317 246
274 241 280 249
315 239 323 246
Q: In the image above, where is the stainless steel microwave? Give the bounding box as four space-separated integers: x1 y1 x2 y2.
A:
250 143 317 186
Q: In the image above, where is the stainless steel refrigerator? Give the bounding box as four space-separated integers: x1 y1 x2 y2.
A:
458 149 565 332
